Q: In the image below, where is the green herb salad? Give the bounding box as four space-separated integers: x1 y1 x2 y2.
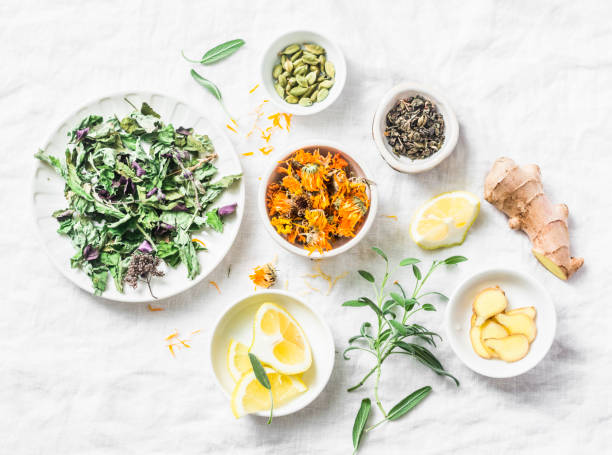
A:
35 101 241 296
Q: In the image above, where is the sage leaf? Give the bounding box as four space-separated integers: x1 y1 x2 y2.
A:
394 341 459 386
382 299 396 313
358 270 375 283
412 264 422 280
182 38 245 65
371 246 388 262
400 257 420 266
444 255 468 264
422 303 436 311
343 300 368 307
352 398 371 452
419 291 449 301
248 353 273 424
387 386 432 421
389 319 408 335
390 292 404 306
190 69 222 101
359 297 382 316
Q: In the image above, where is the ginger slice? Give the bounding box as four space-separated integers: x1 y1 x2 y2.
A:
506 306 536 319
494 313 537 343
470 324 491 359
484 157 583 280
480 320 509 357
484 335 529 362
472 286 507 326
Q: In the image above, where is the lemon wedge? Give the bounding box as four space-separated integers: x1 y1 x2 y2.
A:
249 302 312 375
410 191 480 249
231 367 307 418
227 339 252 383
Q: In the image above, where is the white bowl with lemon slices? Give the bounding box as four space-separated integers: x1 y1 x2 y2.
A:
209 290 335 418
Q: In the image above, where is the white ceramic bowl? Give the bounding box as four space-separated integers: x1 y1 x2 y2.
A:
444 269 556 378
257 139 378 258
209 290 335 417
372 82 459 173
260 30 347 116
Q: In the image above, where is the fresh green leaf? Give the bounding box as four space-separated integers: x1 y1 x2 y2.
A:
422 303 436 311
444 255 468 264
182 38 245 64
371 246 388 262
389 319 408 335
399 257 420 266
394 341 459 386
390 292 404 306
358 270 375 283
248 353 273 424
412 264 422 280
352 398 371 452
382 299 396 313
358 297 382 316
419 291 449 301
190 69 222 101
387 386 432 421
343 300 367 308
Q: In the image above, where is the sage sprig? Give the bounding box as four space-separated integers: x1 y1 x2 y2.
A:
344 247 466 453
182 39 245 65
190 69 233 121
248 353 273 424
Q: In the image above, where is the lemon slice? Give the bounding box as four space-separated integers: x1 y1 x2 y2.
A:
410 191 480 249
227 339 252 383
231 367 307 418
249 302 312 375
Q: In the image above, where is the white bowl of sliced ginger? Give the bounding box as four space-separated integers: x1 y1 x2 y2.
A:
444 269 556 379
209 290 335 418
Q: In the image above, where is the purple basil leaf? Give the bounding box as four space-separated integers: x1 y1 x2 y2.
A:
54 209 74 221
137 240 154 253
172 203 188 212
176 126 192 136
131 161 146 177
83 245 99 261
146 187 158 198
218 203 237 216
153 222 175 236
76 127 89 141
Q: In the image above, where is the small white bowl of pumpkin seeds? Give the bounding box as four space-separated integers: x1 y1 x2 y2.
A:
261 30 346 116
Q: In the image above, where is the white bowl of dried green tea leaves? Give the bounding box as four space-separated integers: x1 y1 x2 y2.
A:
34 102 241 297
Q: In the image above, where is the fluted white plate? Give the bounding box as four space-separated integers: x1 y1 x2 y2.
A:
32 92 244 302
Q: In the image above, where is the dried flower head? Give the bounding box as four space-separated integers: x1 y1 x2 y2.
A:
249 263 277 288
124 252 165 298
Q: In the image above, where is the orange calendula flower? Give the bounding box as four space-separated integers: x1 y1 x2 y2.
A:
249 263 277 288
265 147 370 254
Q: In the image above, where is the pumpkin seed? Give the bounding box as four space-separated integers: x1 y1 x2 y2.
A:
296 74 309 88
317 88 329 102
289 85 308 96
282 44 300 55
274 83 284 98
304 43 324 55
299 97 313 107
324 61 335 78
273 64 282 79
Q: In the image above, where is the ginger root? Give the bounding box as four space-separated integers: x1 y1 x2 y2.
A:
484 157 583 280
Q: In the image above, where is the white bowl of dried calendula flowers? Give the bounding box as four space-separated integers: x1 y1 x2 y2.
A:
372 82 459 173
261 30 347 116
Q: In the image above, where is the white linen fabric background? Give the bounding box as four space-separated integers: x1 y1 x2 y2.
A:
0 1 609 453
